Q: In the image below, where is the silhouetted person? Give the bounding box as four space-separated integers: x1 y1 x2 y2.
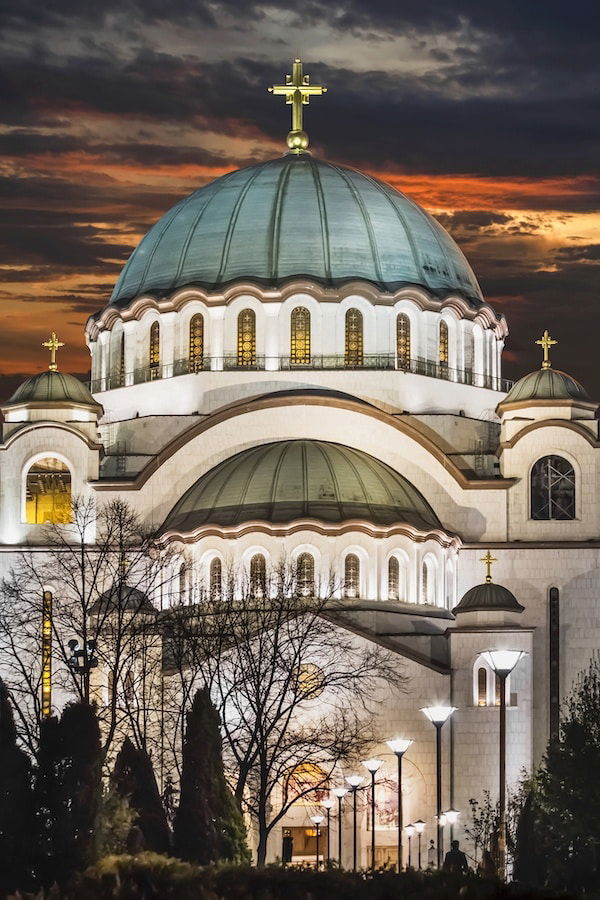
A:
443 839 469 873
427 839 436 868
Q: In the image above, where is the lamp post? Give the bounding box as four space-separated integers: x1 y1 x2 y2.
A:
386 737 413 871
345 775 364 871
322 798 335 866
311 815 324 870
438 812 447 864
421 706 456 868
482 649 527 879
405 823 415 868
414 820 426 869
362 758 383 871
66 637 98 699
332 787 348 868
444 806 460 842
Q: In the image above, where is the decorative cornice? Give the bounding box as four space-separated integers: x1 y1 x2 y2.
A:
498 417 600 452
497 398 599 416
0 420 104 452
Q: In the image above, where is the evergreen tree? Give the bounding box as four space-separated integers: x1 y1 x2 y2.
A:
0 679 34 893
111 737 171 854
174 687 249 864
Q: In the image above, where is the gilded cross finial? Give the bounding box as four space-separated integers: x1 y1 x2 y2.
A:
481 550 497 584
268 58 327 154
535 329 557 370
42 331 64 371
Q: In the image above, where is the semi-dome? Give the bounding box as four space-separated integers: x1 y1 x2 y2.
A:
162 439 442 534
111 154 483 306
499 368 590 408
453 582 524 615
5 371 101 409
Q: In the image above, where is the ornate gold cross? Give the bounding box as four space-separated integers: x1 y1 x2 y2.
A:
42 331 64 371
269 58 326 153
535 329 557 370
481 550 497 584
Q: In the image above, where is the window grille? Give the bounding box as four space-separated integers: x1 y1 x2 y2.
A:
344 553 360 598
238 309 256 367
345 309 363 367
396 314 411 369
210 557 222 599
388 557 399 600
291 307 311 365
439 320 449 368
296 553 315 596
189 314 204 372
149 321 160 380
250 553 266 597
531 456 575 520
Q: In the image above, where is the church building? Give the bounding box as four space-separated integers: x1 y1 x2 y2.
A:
1 60 598 867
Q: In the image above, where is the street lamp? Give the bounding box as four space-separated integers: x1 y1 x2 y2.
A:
345 774 364 871
66 637 98 697
438 812 447 864
311 815 324 870
405 823 415 868
322 798 335 866
482 649 527 879
445 806 460 841
421 706 456 868
362 758 383 871
386 737 413 871
414 820 426 869
332 787 348 868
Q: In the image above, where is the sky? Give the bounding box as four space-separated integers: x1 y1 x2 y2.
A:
1 0 599 399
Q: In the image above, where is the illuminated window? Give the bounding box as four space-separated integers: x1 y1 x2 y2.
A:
290 307 311 365
295 662 325 698
477 668 487 706
209 557 222 599
250 553 266 598
189 314 204 373
345 308 363 367
531 456 575 520
296 553 315 597
238 309 256 367
113 331 125 387
284 763 328 805
396 314 411 369
439 320 449 370
179 563 187 603
25 457 72 524
388 556 399 601
344 553 360 599
149 321 160 380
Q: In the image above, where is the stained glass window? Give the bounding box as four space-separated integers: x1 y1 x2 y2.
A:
290 307 311 365
210 557 222 599
439 320 449 369
238 309 256 367
396 314 411 369
25 457 72 524
250 553 266 598
531 456 575 520
297 553 315 596
149 321 160 380
113 331 125 387
345 308 363 367
344 553 360 598
388 556 399 600
477 668 487 706
189 314 204 372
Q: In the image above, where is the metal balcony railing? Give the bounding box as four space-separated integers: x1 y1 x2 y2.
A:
90 354 513 394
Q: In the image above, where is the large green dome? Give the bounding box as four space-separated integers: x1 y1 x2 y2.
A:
162 439 442 534
111 155 483 305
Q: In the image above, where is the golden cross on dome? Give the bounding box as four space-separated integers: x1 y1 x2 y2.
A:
535 329 557 370
481 550 497 584
268 58 326 153
42 331 64 371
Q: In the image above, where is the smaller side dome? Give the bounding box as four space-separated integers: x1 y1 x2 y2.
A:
90 584 156 616
6 371 102 410
453 582 524 614
499 368 590 409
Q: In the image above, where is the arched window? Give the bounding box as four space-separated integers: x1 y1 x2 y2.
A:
189 314 204 373
531 456 575 520
422 557 436 605
344 553 360 599
238 309 256 367
149 321 160 380
439 320 449 372
179 563 187 604
290 307 311 366
473 656 511 707
209 557 222 599
345 308 363 367
477 668 487 706
25 457 72 524
112 331 125 388
388 556 399 601
250 553 266 598
396 314 411 369
297 553 315 597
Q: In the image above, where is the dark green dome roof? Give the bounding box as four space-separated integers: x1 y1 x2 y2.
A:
90 584 156 616
162 439 442 534
453 582 524 614
6 371 101 408
111 155 483 306
501 368 590 406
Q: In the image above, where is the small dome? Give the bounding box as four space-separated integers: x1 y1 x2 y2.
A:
162 439 442 534
6 371 101 409
500 368 590 407
110 154 483 306
90 584 156 616
453 582 524 615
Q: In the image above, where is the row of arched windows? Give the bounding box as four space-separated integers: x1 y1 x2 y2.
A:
135 310 455 374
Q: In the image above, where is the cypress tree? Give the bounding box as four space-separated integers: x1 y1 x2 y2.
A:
174 687 249 864
0 679 34 893
111 737 171 854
